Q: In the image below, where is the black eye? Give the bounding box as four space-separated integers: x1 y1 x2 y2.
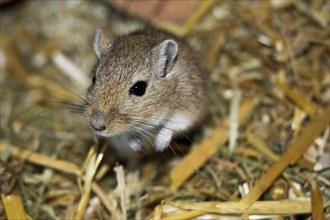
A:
92 75 96 85
129 81 147 96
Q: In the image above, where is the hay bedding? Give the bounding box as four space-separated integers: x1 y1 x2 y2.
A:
0 0 329 219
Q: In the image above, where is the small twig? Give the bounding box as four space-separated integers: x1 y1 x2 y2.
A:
114 165 127 220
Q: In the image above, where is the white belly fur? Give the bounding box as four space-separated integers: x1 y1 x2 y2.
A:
165 113 193 133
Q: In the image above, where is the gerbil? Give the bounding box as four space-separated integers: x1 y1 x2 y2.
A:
84 28 208 152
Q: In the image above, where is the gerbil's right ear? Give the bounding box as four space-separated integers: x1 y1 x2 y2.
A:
93 29 110 59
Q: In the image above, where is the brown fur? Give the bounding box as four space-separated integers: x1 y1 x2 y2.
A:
84 28 209 149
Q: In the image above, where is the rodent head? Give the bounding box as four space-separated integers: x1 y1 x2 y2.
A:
84 29 179 137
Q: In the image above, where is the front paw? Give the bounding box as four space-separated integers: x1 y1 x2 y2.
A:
128 138 143 152
154 128 173 151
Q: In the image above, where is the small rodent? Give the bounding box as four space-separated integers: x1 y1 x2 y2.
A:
84 28 208 151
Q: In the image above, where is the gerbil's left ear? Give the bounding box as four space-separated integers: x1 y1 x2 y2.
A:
155 39 178 78
93 29 111 59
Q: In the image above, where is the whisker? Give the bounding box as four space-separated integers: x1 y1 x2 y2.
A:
37 77 90 106
128 119 188 160
127 116 211 177
137 119 194 143
127 124 156 152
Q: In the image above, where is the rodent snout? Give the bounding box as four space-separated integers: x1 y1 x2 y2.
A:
90 110 106 132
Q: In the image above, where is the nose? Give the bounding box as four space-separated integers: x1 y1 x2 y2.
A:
91 122 106 132
90 110 106 132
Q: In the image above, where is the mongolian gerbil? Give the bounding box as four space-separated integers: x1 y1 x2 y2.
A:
84 28 208 151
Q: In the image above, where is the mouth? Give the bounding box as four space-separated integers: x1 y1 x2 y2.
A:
93 129 114 138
